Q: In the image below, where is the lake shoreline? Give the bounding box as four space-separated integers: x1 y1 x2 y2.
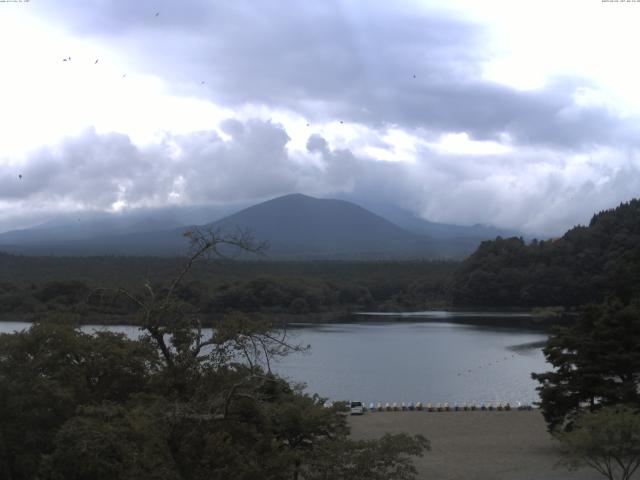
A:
1 317 550 405
0 308 568 330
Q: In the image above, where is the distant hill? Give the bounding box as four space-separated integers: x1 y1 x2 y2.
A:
451 199 640 307
0 217 183 246
1 194 433 258
361 202 519 240
208 194 436 259
0 204 243 247
0 194 510 259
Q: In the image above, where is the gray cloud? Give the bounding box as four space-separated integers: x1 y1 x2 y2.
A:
2 120 640 235
35 0 640 151
303 134 640 235
1 122 300 212
1 129 145 205
5 1 638 237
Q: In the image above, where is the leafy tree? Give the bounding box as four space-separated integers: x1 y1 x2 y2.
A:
303 433 430 480
0 226 429 479
532 300 640 431
41 402 178 480
38 280 90 306
0 323 156 480
555 405 640 480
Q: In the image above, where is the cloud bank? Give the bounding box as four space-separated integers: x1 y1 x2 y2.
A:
1 0 639 235
3 120 639 236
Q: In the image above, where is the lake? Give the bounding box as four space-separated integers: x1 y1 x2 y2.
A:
0 313 549 406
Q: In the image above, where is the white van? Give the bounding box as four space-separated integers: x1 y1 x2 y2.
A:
350 401 364 415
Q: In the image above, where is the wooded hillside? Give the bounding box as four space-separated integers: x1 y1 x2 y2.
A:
452 199 640 307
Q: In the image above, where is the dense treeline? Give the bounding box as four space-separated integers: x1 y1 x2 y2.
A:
452 199 640 307
0 254 456 285
0 256 455 322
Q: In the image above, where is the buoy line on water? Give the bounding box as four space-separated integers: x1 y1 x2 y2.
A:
328 400 535 413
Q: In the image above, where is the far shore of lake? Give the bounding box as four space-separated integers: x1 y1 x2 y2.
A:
0 307 572 330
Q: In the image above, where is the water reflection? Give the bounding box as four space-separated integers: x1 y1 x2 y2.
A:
0 317 550 405
274 321 548 405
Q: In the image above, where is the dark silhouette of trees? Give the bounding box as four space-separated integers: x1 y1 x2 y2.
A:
532 300 640 432
452 199 640 307
555 405 640 480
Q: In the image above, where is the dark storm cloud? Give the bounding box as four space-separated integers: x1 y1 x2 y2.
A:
34 0 639 150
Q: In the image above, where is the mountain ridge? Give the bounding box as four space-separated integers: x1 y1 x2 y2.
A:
0 194 514 259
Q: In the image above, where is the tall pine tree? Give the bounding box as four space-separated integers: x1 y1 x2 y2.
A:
533 299 640 431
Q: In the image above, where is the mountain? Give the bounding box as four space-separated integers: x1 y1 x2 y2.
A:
0 194 509 259
208 193 434 258
354 201 520 240
451 198 640 307
0 216 182 246
0 203 246 248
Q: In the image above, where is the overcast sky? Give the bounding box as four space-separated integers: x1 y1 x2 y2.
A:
1 0 640 235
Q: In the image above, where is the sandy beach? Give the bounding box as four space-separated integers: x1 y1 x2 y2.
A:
349 410 602 480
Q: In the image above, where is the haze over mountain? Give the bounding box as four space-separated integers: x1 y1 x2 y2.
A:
0 203 246 246
0 194 521 259
353 200 520 240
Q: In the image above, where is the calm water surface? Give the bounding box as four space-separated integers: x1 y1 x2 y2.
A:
1 315 549 405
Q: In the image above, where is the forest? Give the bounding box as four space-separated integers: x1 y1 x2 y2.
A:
452 199 640 308
0 255 455 323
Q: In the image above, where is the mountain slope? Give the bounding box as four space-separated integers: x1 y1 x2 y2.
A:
0 194 508 259
360 201 520 240
0 195 438 258
209 194 433 258
451 198 640 307
0 204 244 246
